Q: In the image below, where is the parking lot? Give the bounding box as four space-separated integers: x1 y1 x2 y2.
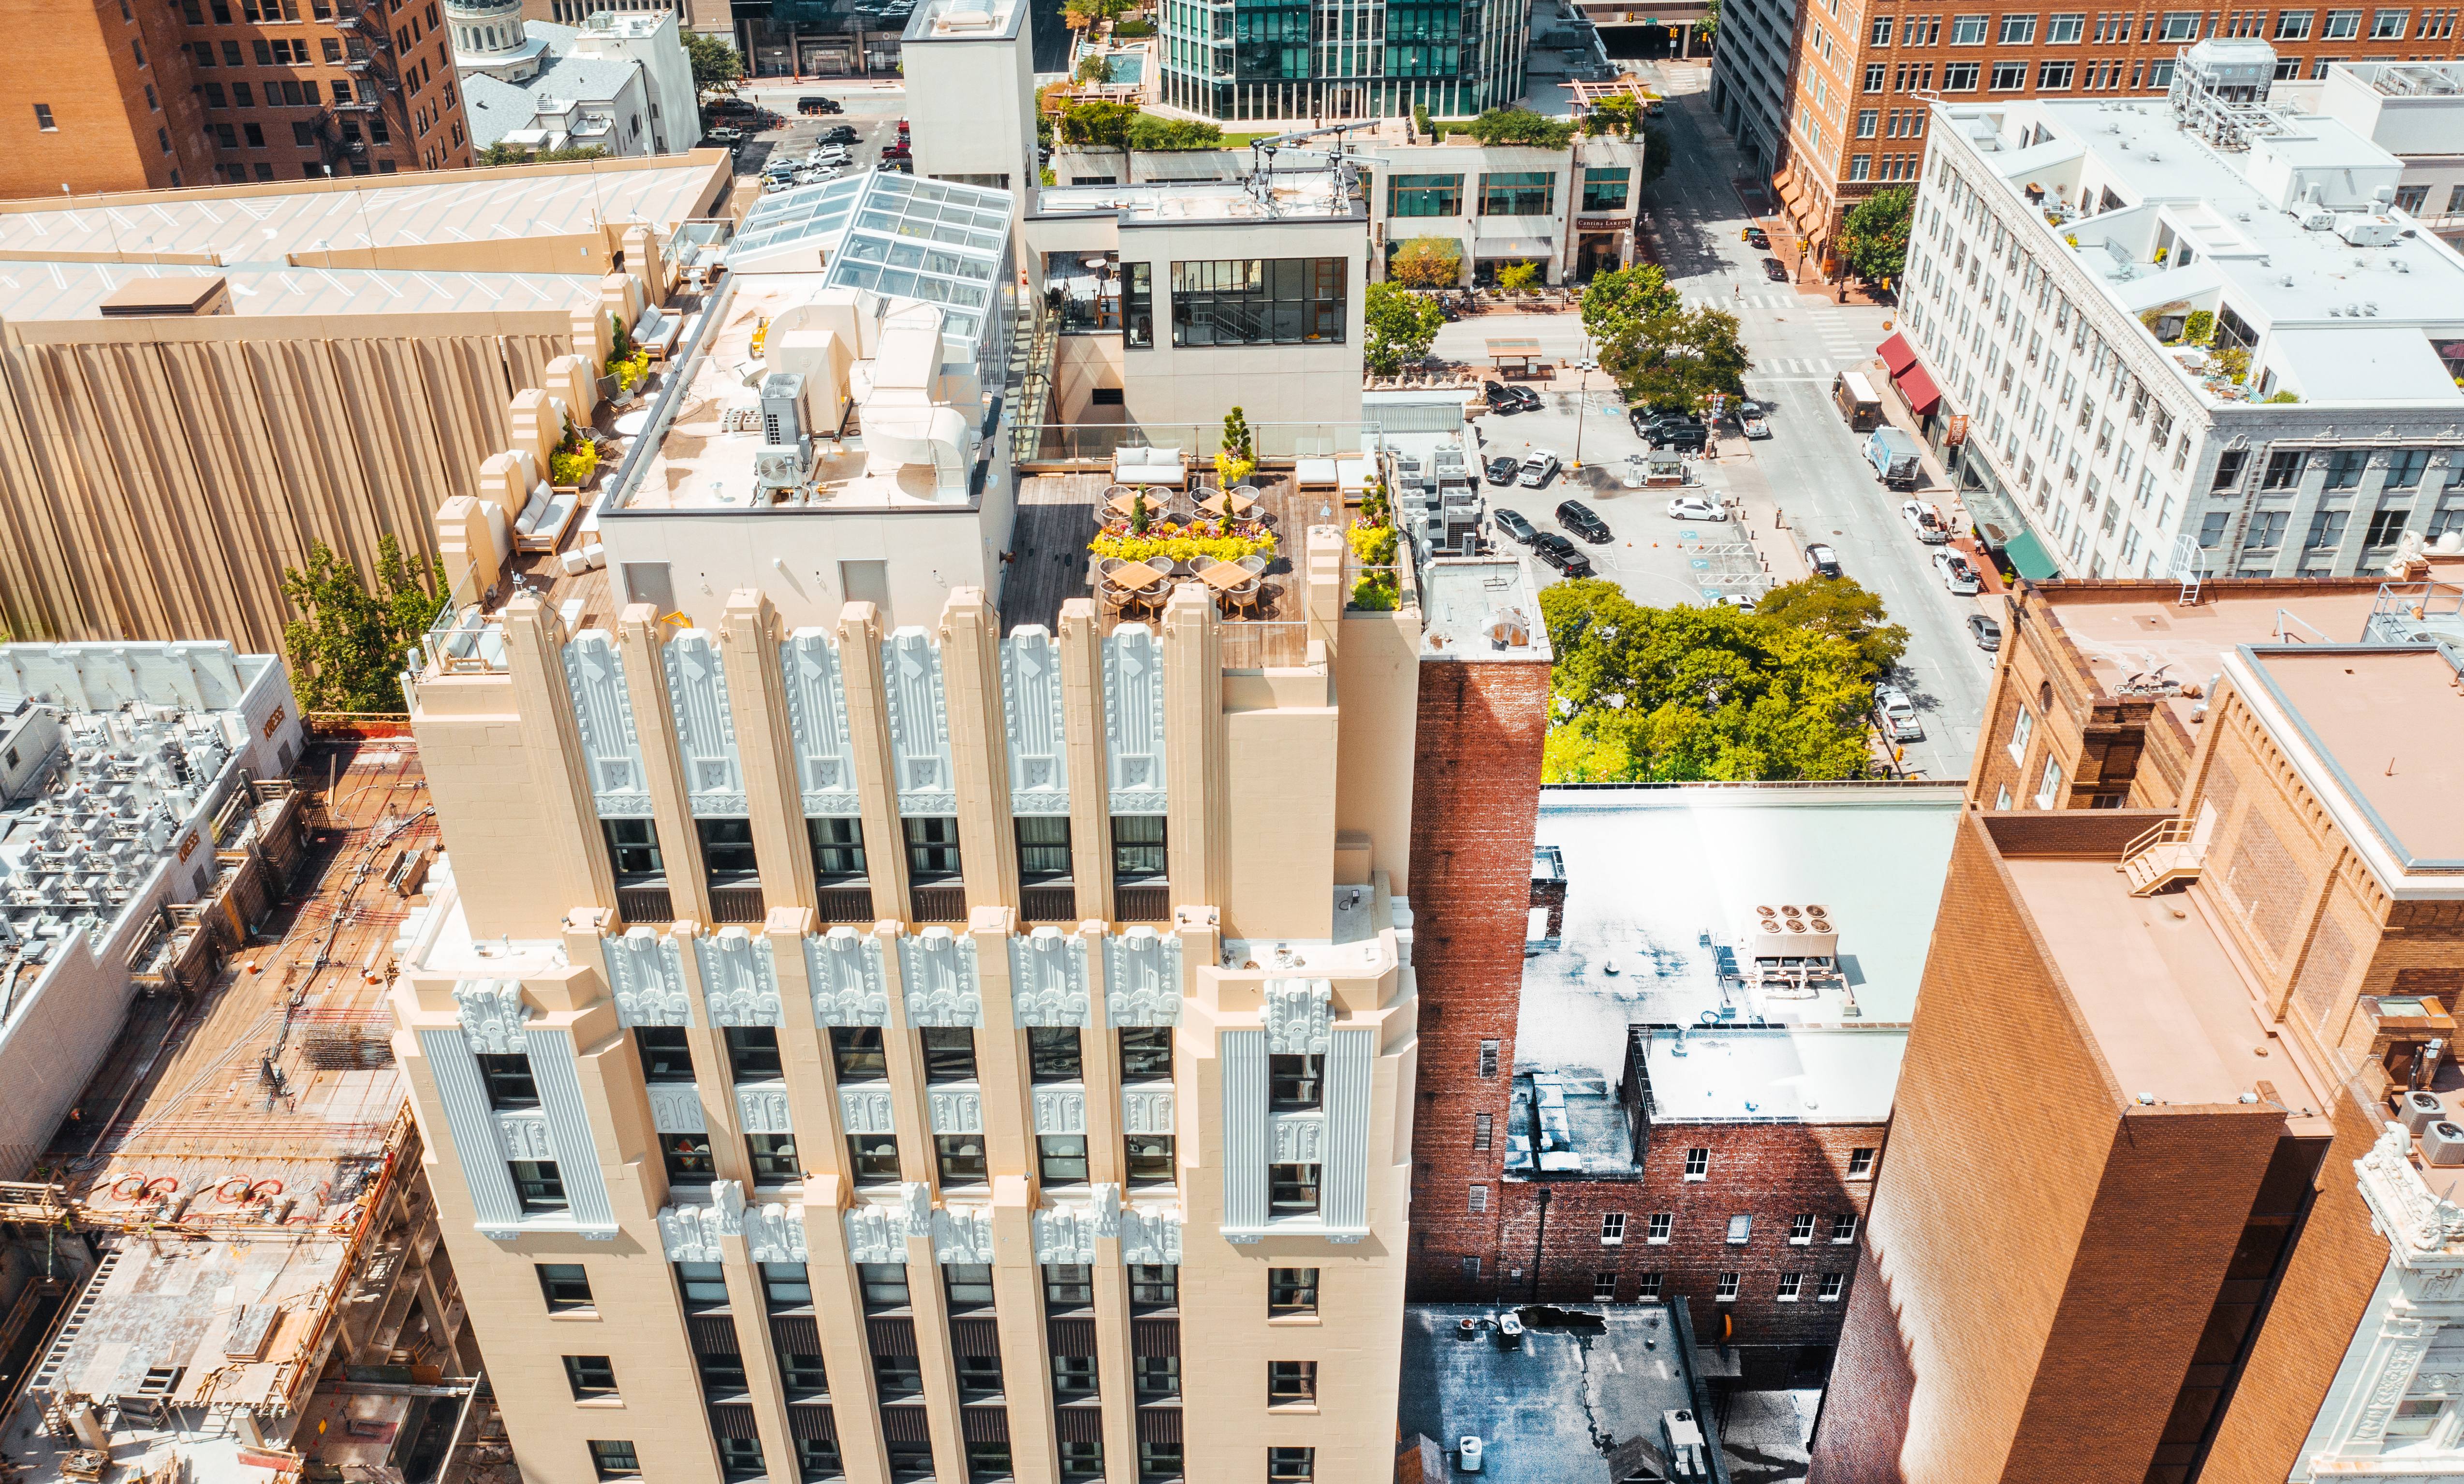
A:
701 94 910 189
1464 387 1778 610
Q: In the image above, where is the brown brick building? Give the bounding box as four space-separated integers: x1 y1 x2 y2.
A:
1810 613 2464 1483
1722 10 2464 276
1404 634 1553 1300
1964 566 2464 815
0 0 469 198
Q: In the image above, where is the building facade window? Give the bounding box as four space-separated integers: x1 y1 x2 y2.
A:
1580 167 1629 212
1388 172 1462 216
1600 1212 1627 1244
1715 1272 1741 1301
1476 170 1554 214
1848 1148 1877 1178
1169 258 1345 346
1646 1212 1672 1242
1683 1148 1709 1179
1269 1266 1319 1315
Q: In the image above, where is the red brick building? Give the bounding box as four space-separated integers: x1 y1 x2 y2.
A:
0 0 469 198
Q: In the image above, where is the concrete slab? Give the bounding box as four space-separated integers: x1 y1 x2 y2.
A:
1399 1303 1699 1484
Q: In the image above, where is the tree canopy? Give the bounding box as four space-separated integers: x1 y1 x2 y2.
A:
1539 579 1877 783
1389 235 1462 289
1838 187 1914 286
1055 103 1222 149
476 142 609 166
1580 262 1681 345
1465 107 1575 149
1364 282 1446 375
280 536 444 715
684 32 744 96
1695 0 1721 38
1597 304 1752 413
1750 576 1909 680
1583 95 1641 136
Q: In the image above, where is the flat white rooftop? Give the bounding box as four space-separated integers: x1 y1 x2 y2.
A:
0 259 596 322
1035 178 1363 223
1639 1025 1906 1122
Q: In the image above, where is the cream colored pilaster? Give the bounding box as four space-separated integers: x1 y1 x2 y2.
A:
971 907 1033 1181
503 595 615 923
1057 599 1112 921
808 1188 893 1484
880 931 937 1190
1159 586 1226 913
619 603 713 926
723 591 818 911
717 1229 800 1484
1305 523 1345 657
942 589 1019 913
993 1184 1058 1484
1091 1238 1136 1484
1082 949 1124 1188
771 910 847 1189
839 603 913 921
905 1216 968 1484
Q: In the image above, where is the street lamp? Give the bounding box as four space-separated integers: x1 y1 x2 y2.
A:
1568 355 1599 470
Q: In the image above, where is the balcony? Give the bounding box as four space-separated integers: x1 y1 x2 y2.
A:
909 881 968 923
1113 883 1169 923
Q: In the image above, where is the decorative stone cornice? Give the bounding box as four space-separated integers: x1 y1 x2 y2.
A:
657 1180 747 1263
1263 979 1333 1055
1011 927 1091 1027
454 978 531 1054
1104 928 1181 1027
696 927 782 1027
806 927 889 1026
2358 1122 2464 1263
605 926 690 1027
744 1201 809 1264
899 927 982 1027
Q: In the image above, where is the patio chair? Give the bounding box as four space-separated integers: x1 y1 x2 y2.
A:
1236 554 1268 577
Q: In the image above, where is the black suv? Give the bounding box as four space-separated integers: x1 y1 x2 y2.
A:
1632 411 1709 451
1555 500 1612 544
799 96 845 114
819 124 859 144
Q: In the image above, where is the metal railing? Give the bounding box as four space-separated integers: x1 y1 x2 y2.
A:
909 881 968 923
1021 883 1080 922
1113 883 1170 922
617 886 675 923
1020 420 1404 466
817 883 876 924
708 884 767 924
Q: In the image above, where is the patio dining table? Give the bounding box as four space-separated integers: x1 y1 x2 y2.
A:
1193 560 1250 594
1106 490 1169 520
1197 489 1258 520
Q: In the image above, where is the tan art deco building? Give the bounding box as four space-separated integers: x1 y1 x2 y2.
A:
387 561 1443 1484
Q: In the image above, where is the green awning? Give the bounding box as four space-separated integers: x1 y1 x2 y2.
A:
2005 529 2060 582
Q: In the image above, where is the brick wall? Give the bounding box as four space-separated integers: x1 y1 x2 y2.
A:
1404 658 1549 1300
1809 811 2291 1484
1494 1120 1882 1384
0 0 162 195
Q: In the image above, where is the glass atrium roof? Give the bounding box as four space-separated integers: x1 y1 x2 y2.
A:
730 173 1012 345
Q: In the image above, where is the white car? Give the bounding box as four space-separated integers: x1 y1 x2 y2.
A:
1736 402 1771 438
1899 499 1950 544
1517 450 1563 488
1933 548 1982 595
1667 495 1727 522
1872 683 1925 742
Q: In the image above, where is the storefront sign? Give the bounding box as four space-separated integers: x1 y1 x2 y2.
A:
1576 217 1626 231
1945 414 1969 447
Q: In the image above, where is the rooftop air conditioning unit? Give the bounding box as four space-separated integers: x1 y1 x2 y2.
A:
2394 1090 2446 1135
2427 1120 2464 1166
754 444 808 492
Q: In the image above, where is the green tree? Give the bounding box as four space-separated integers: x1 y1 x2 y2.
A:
1466 107 1575 148
1058 101 1138 146
1640 124 1673 184
684 32 745 97
1496 260 1540 291
475 142 610 166
1075 52 1109 82
1695 0 1720 39
1539 579 1876 781
1364 282 1446 376
1389 235 1463 288
1838 186 1914 285
1584 94 1641 136
1124 113 1223 149
1581 262 1681 345
1751 576 1909 680
1413 102 1434 138
1598 304 1752 412
280 536 444 715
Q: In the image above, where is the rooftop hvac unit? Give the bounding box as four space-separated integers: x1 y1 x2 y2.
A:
2394 1090 2447 1135
754 444 809 492
762 372 808 446
2427 1121 2464 1166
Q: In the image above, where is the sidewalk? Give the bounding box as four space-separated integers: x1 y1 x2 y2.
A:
1692 437 1813 586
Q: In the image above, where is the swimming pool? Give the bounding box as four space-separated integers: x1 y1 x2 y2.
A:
1105 52 1143 83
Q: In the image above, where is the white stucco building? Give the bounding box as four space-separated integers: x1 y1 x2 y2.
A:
900 0 1039 193
448 5 700 158
1894 41 2464 583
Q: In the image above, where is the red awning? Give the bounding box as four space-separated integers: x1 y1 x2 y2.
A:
1878 333 1917 376
1895 362 1942 417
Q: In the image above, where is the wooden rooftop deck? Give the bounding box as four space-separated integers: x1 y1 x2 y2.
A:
1001 472 1319 669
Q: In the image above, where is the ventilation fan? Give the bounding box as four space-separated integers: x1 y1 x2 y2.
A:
2428 1121 2464 1166
1808 917 1834 933
2395 1090 2447 1136
1755 905 1777 918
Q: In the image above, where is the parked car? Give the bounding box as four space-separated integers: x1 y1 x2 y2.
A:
1485 381 1542 413
1968 613 2003 651
1650 420 1710 453
1666 495 1726 522
1763 256 1790 282
1491 508 1538 544
708 96 760 116
1873 684 1925 742
819 124 859 144
1805 542 1843 578
1934 549 1982 595
1628 407 1693 437
1899 499 1951 544
1719 592 1760 609
1518 450 1563 488
1556 499 1611 543
1532 532 1594 578
1735 400 1770 438
1485 455 1521 486
1744 226 1770 249
704 127 744 145
808 145 852 166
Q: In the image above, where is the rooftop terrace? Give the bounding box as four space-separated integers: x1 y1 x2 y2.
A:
1034 175 1365 224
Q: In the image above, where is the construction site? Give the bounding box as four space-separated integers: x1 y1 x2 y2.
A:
0 735 515 1484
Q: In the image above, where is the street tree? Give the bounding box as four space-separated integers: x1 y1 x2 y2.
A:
1696 0 1721 40
1580 262 1680 345
1597 304 1752 412
1539 579 1877 781
1363 282 1446 376
1751 576 1909 679
1838 187 1915 286
684 32 745 96
280 535 444 715
1389 235 1463 288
